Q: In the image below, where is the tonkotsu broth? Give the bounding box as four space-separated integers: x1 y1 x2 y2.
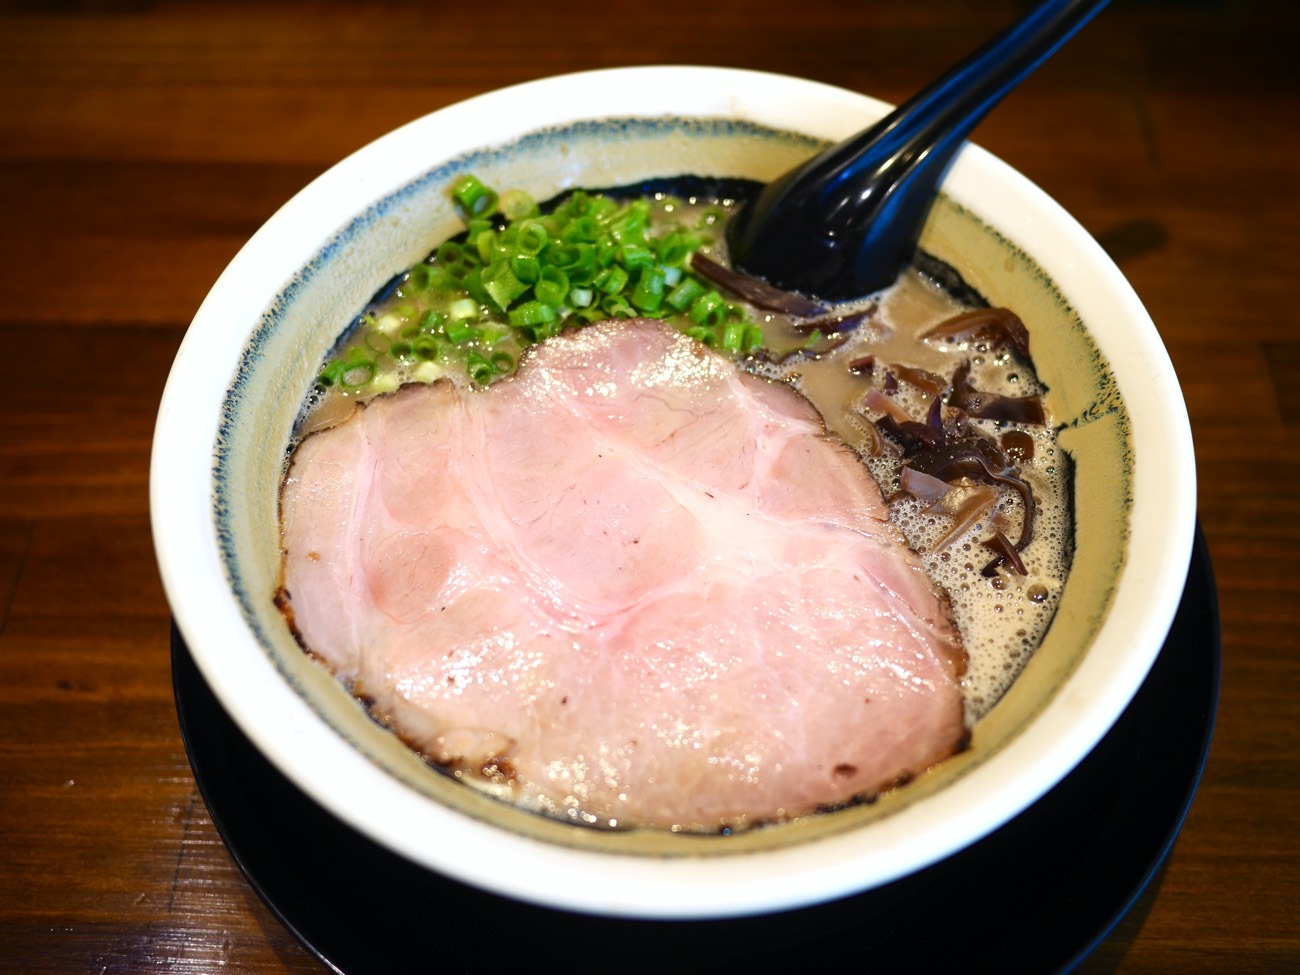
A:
287 176 1072 784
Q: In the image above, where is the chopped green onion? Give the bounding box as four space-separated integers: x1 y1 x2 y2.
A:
595 265 629 295
461 268 492 308
508 300 558 329
444 319 477 345
556 243 597 285
601 294 634 318
535 266 570 307
684 324 719 347
630 267 666 313
562 215 600 243
510 255 541 285
515 220 549 257
340 358 376 389
447 297 479 321
436 241 464 265
452 174 498 218
478 322 511 345
618 243 656 271
465 216 494 242
499 188 538 221
689 290 725 325
722 322 747 353
466 350 496 385
406 263 440 292
412 335 445 360
609 200 650 243
474 229 498 263
483 262 529 310
666 276 705 312
655 232 695 268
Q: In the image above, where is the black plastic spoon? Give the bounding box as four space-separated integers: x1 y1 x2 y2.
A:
726 0 1111 302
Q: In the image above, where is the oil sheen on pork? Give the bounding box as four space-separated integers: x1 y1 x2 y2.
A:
279 318 966 830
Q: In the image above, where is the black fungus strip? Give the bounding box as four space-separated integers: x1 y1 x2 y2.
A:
793 302 877 334
922 308 1032 361
891 362 949 397
876 415 945 456
875 416 927 455
948 362 1045 424
923 394 946 441
908 437 1036 552
981 529 1028 576
848 354 876 376
691 252 828 317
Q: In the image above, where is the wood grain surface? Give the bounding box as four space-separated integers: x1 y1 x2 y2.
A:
1 1 1296 971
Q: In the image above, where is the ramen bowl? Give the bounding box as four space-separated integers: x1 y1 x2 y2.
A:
150 66 1195 919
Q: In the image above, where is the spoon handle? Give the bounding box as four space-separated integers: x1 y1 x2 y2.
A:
730 0 1111 299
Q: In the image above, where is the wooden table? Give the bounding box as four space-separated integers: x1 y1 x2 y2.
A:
1 1 1295 971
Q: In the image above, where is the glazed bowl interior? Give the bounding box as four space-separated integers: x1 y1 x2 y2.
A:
151 66 1195 919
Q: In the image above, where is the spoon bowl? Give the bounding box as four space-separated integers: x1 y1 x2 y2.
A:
727 0 1111 300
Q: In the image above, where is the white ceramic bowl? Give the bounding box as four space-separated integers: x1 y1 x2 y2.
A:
151 66 1195 919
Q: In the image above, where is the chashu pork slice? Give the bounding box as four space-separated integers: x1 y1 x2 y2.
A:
279 317 966 830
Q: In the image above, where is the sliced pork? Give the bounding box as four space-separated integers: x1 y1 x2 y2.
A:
279 318 966 830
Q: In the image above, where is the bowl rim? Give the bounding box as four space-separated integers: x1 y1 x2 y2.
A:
151 64 1196 918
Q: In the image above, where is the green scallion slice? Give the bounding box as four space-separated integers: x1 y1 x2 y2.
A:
452 174 498 218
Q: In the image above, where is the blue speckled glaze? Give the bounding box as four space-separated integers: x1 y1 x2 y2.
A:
212 115 821 651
